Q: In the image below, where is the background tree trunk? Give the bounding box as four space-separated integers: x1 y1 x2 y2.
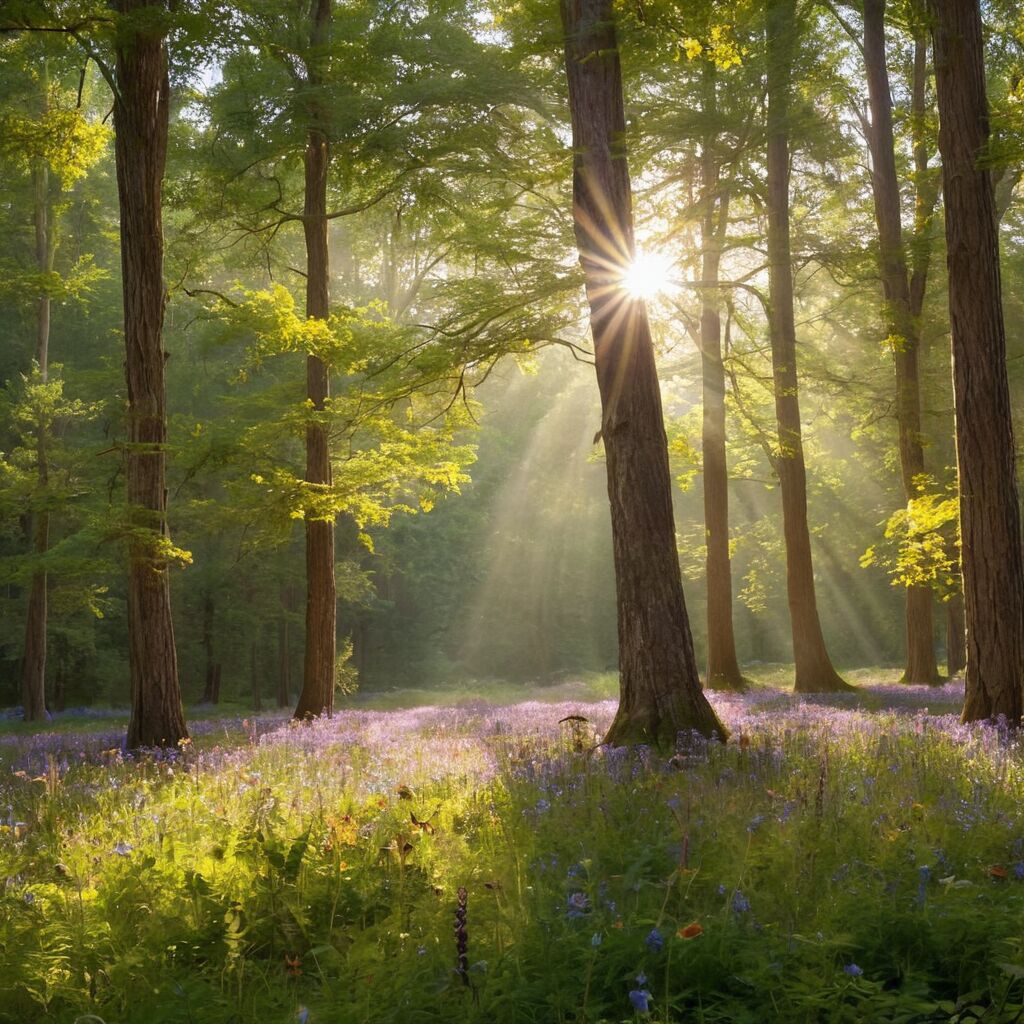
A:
200 591 217 702
294 0 337 720
699 65 745 692
116 0 188 748
908 34 939 321
947 591 966 677
560 0 726 745
765 0 850 694
52 635 68 713
21 63 52 723
863 0 939 684
930 0 1024 723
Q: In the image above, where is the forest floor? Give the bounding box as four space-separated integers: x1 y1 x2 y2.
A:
1 675 1022 1023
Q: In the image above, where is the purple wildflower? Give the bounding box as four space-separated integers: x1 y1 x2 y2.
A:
567 892 590 919
917 865 930 907
628 988 652 1012
645 927 664 953
843 963 864 977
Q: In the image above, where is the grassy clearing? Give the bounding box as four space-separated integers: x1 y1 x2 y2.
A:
0 678 1021 1023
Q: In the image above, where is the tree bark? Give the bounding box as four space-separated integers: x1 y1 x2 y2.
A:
200 591 217 703
115 0 188 748
765 0 850 693
946 590 965 677
862 0 939 684
21 88 52 721
930 0 1024 723
560 0 726 745
294 0 337 720
699 66 745 692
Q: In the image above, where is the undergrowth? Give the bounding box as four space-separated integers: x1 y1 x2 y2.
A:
1 682 1022 1023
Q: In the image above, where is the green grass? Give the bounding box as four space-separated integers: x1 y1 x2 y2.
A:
0 678 1020 1023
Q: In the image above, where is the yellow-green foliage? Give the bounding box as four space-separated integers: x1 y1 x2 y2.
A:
202 285 476 545
0 105 109 186
676 24 748 68
861 476 960 595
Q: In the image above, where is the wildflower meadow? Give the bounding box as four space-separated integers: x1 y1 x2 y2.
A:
3 678 1024 1023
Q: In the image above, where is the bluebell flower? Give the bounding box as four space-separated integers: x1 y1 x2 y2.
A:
747 814 766 833
535 799 551 814
113 841 133 857
843 963 863 977
1013 862 1024 881
645 927 664 953
917 865 931 907
296 1008 309 1024
567 892 590 919
732 890 750 914
636 972 647 985
628 988 652 1012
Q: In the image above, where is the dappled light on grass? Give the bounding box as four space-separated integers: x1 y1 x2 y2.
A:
4 678 1024 1023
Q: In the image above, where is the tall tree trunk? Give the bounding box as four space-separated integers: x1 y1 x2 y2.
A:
863 0 939 684
294 0 337 720
21 89 52 722
930 0 1024 723
765 0 850 694
115 0 188 748
699 66 745 692
946 590 965 677
560 0 726 745
200 591 217 702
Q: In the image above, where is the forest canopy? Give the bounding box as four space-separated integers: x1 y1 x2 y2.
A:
0 0 1023 737
8 3 1024 1022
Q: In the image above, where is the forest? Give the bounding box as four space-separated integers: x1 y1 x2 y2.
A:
2 0 1024 1020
